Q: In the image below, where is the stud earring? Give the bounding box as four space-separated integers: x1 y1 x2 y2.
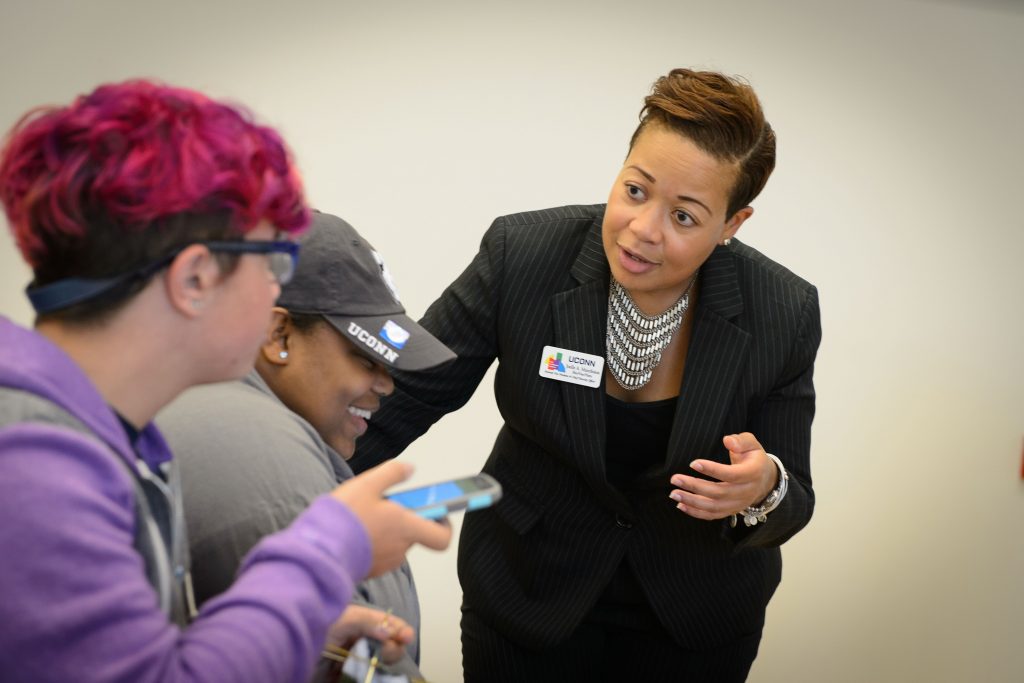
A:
279 351 289 360
723 238 732 247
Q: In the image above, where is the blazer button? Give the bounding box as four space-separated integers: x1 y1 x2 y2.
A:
615 514 633 529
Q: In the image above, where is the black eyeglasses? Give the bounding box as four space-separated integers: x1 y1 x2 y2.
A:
26 240 300 315
201 240 300 285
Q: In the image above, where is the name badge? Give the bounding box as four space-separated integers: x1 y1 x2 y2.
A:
538 345 604 388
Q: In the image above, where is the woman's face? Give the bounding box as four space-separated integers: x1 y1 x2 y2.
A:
274 322 394 458
601 123 751 313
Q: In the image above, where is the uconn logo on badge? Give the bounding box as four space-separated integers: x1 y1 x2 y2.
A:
537 345 604 388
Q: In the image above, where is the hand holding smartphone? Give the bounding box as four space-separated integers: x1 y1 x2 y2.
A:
385 473 502 520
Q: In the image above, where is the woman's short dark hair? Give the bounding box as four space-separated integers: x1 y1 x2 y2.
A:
629 68 776 218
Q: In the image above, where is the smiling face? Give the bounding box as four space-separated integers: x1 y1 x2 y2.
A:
265 318 394 458
602 123 752 314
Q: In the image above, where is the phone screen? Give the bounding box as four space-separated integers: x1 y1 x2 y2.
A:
388 478 480 509
386 474 501 519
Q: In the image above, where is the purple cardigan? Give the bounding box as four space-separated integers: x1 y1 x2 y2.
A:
0 317 371 682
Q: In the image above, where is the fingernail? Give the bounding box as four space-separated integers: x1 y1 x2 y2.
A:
669 491 682 502
690 461 703 472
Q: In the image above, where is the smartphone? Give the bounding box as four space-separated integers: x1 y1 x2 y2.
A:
386 473 502 520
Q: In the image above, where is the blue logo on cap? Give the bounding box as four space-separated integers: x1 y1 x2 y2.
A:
380 320 410 349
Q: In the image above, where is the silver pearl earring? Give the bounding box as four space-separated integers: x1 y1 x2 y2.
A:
723 238 732 247
279 351 289 360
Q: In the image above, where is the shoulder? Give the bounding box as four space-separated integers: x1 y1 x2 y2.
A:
160 378 323 456
491 204 603 243
495 204 604 229
160 377 266 422
727 240 819 328
725 240 821 347
483 204 604 271
729 239 816 298
0 387 136 509
157 379 336 516
0 388 88 430
0 419 136 537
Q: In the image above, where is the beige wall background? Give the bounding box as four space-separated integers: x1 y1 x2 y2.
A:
1 0 1021 680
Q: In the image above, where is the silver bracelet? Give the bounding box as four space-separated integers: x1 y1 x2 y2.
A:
730 453 789 528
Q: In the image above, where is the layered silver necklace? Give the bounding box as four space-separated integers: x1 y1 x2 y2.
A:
606 272 697 390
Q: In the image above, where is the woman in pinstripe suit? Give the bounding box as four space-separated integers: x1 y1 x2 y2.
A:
354 68 821 682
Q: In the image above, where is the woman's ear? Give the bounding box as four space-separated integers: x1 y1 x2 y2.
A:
261 307 292 366
164 244 222 318
723 206 754 244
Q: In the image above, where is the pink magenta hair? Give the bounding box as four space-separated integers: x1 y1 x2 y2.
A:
0 79 310 268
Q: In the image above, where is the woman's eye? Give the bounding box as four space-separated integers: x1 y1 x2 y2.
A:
674 210 695 227
626 184 645 200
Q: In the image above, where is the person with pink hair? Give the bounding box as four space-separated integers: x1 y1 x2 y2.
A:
0 80 450 682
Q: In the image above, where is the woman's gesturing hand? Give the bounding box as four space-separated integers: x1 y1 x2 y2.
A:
668 432 778 521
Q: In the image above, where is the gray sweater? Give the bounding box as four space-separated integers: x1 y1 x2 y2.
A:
158 371 422 677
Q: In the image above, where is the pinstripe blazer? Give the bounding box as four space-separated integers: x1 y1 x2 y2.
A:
353 204 821 651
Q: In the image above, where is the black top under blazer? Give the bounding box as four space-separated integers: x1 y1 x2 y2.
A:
353 204 822 651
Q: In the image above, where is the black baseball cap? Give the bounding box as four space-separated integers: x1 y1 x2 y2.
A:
277 211 455 371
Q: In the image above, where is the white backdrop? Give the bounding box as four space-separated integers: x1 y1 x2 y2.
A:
1 1 1022 681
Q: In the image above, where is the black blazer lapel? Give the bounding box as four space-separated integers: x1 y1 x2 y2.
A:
548 218 626 510
663 245 750 474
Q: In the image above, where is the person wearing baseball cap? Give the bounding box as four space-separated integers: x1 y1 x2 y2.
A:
276 211 456 374
158 210 455 679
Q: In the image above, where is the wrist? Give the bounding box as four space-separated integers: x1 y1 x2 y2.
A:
731 453 789 528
